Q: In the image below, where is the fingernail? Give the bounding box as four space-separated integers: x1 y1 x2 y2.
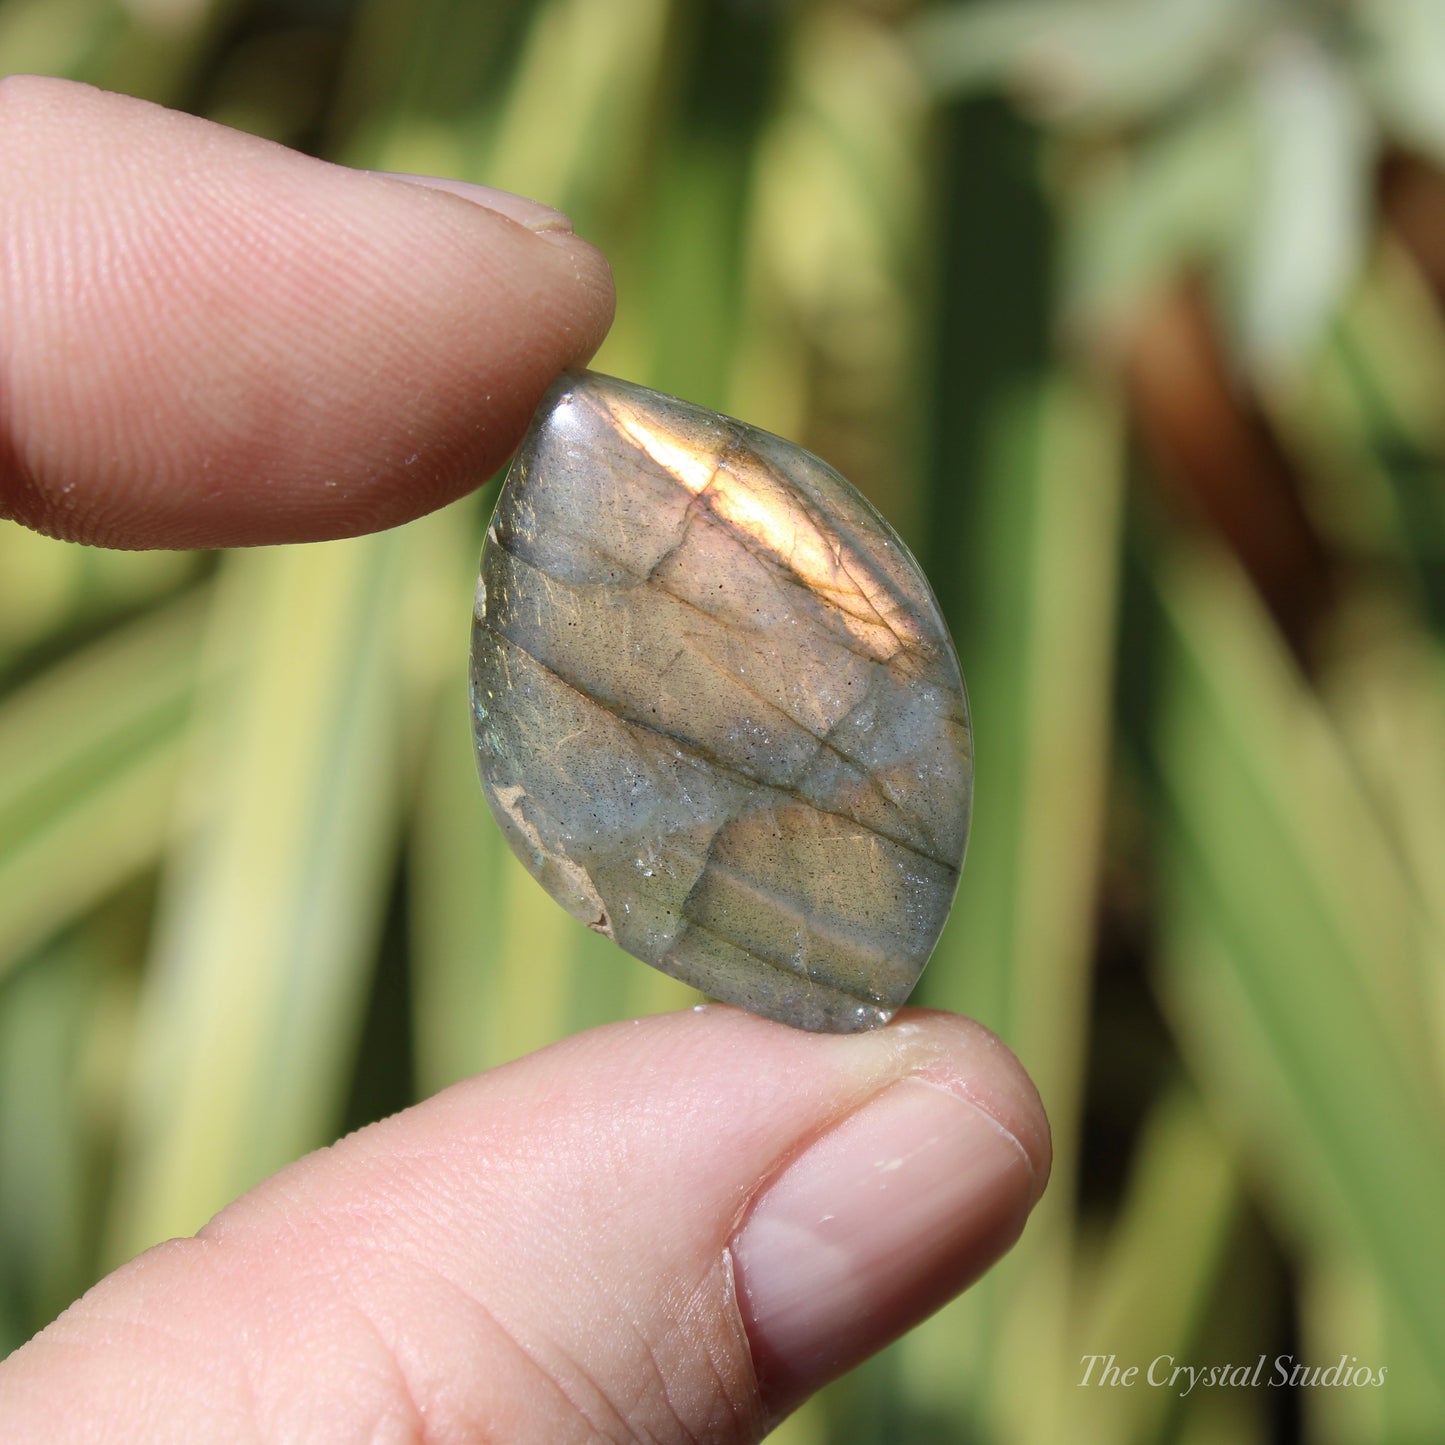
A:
730 1077 1041 1420
373 172 575 234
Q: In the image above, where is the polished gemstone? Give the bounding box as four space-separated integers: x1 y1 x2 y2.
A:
470 371 972 1032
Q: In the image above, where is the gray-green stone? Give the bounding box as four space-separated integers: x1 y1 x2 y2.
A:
470 371 972 1032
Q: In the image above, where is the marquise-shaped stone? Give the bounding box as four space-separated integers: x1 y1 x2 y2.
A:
470 371 972 1032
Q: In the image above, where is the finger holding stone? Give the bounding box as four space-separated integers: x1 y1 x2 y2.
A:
0 1007 1048 1443
0 76 615 549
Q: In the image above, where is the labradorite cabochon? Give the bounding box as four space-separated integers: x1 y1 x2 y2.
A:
470 371 972 1032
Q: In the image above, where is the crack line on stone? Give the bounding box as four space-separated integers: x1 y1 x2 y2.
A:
484 623 959 877
684 840 909 983
512 437 918 657
642 464 723 584
664 912 888 1012
685 642 939 857
488 529 930 691
511 393 931 656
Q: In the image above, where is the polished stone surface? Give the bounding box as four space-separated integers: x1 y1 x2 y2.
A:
470 372 972 1032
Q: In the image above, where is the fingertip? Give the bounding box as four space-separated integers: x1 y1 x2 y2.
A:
717 1009 1049 1419
880 1009 1053 1201
0 79 617 549
0 1007 1047 1444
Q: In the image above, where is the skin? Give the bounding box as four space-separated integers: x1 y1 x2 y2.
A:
0 77 1051 1443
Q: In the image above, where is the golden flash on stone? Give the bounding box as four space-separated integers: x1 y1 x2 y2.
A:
469 371 972 1032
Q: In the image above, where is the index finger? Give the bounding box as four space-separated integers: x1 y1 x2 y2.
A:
0 76 615 549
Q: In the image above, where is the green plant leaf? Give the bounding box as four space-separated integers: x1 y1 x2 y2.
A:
1140 532 1445 1402
912 0 1258 126
104 541 405 1262
0 598 202 978
1071 1084 1239 1445
1360 0 1445 169
902 374 1125 1440
1231 36 1374 370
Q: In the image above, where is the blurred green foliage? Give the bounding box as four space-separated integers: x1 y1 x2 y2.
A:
3 1 1445 1440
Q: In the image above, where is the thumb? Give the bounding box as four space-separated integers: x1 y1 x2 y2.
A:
0 1007 1049 1442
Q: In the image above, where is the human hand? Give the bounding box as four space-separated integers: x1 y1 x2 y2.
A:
0 77 1050 1441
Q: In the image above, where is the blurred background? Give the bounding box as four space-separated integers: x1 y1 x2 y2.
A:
3 0 1445 1439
